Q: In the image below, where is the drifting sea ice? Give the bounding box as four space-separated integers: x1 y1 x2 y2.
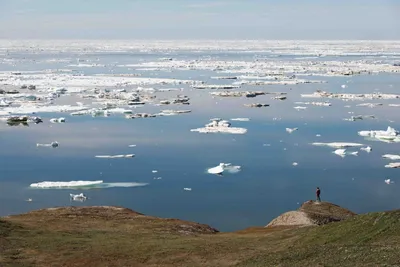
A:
95 154 135 159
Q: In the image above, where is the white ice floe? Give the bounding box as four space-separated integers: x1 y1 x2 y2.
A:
385 163 400 168
294 106 307 110
157 109 191 116
292 162 298 166
360 146 372 153
70 193 87 202
385 179 394 184
312 142 364 148
36 141 59 148
152 170 158 173
207 163 241 175
50 117 66 123
301 91 400 101
294 101 332 106
0 72 199 89
286 127 298 133
128 144 137 147
95 154 135 158
382 154 400 160
0 104 89 116
183 188 192 191
357 103 383 108
333 149 359 158
210 91 266 98
333 149 347 157
31 180 103 188
358 126 399 141
191 118 247 134
30 180 148 189
193 84 239 90
231 118 250 122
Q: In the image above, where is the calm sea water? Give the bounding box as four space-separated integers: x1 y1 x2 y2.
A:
0 49 399 231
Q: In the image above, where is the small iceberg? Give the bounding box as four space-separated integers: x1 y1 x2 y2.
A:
95 154 135 158
360 146 372 153
358 126 399 138
385 162 400 168
70 193 87 202
286 127 298 133
183 188 192 191
207 163 241 175
385 179 394 185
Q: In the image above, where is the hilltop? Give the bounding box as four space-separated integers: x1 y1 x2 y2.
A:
266 201 356 227
1 203 400 267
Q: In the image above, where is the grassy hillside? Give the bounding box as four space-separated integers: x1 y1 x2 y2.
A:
1 206 400 267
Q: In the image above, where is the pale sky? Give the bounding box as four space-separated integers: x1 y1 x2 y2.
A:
0 0 399 39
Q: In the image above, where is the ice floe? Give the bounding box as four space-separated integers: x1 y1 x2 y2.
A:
231 118 250 122
294 101 332 106
360 146 372 153
294 106 307 110
36 141 59 148
385 163 400 169
301 91 400 101
183 188 192 191
382 154 400 160
312 142 364 148
191 118 247 134
95 154 135 158
358 126 398 137
358 127 399 142
193 84 239 90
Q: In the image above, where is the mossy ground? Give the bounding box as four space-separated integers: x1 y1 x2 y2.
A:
1 206 400 267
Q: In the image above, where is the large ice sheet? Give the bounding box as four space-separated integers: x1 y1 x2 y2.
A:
30 180 148 189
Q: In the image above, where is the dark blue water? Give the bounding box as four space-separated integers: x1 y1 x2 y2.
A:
0 50 399 231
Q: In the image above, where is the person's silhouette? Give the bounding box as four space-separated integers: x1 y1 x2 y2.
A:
316 187 321 202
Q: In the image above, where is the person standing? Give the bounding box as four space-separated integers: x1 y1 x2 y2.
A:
316 187 321 202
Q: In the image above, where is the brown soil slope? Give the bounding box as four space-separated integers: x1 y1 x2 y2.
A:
2 204 400 267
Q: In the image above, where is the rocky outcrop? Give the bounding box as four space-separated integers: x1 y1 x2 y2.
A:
266 201 356 228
